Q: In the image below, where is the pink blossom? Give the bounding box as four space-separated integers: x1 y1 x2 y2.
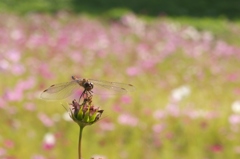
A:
27 33 48 48
0 148 6 156
0 98 6 108
11 63 25 75
186 110 218 119
118 113 138 127
112 104 122 112
10 29 23 41
126 66 141 76
152 124 165 133
0 59 10 71
42 133 55 150
210 144 223 153
166 103 180 117
141 59 157 70
136 43 149 56
229 114 240 125
38 113 54 127
214 40 235 56
16 77 36 91
4 140 14 149
70 51 82 63
24 103 36 111
4 77 36 101
233 88 240 95
6 50 21 62
99 120 115 131
4 88 23 101
153 110 166 119
227 73 239 82
31 155 46 159
120 95 132 104
165 132 174 139
57 34 69 48
152 135 161 147
38 64 54 79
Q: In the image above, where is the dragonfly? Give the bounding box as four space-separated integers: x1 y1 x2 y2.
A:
40 76 135 101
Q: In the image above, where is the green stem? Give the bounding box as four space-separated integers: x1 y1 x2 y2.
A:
78 125 84 159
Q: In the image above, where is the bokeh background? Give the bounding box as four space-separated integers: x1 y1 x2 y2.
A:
1 1 240 159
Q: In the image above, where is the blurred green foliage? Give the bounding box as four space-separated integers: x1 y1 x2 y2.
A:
72 0 240 18
0 0 70 13
1 0 240 18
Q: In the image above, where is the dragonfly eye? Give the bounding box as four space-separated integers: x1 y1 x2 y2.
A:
84 82 94 91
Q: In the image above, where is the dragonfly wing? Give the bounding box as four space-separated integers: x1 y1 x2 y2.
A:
40 81 80 100
89 79 135 94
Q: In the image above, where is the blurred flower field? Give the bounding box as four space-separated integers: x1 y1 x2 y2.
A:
1 13 240 159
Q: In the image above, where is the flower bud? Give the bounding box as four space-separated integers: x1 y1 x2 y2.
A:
69 98 103 127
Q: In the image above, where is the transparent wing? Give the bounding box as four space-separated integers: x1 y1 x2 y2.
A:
40 81 80 100
89 79 135 94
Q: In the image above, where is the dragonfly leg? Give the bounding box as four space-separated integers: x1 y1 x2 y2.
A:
87 90 93 98
78 89 86 103
78 90 93 103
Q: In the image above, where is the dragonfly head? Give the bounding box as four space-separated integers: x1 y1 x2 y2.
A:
83 80 94 91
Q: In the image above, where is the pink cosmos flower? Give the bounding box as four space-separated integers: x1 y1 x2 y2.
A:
0 59 9 71
4 139 14 149
38 113 54 127
0 148 6 157
6 50 21 62
141 59 157 70
210 144 223 153
166 103 180 117
227 73 239 82
214 40 235 56
152 124 165 133
99 120 115 131
31 155 46 159
126 66 141 76
120 95 132 104
229 114 240 125
153 109 166 119
4 77 36 101
118 113 138 127
42 133 56 150
4 88 23 101
10 29 23 41
11 63 25 75
18 77 36 90
70 51 82 63
24 103 36 111
233 88 240 95
112 104 122 113
0 97 6 108
38 64 54 79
